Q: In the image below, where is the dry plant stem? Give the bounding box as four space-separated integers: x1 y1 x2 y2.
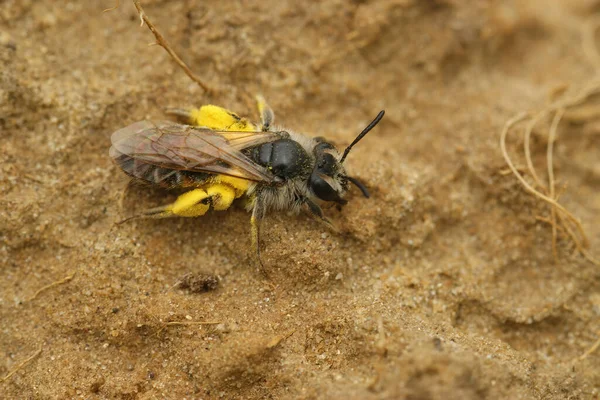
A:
568 20 600 267
559 83 600 108
132 1 213 93
555 211 600 266
0 346 42 384
524 111 548 189
518 84 600 234
502 87 600 266
579 336 600 360
546 108 565 261
500 113 588 248
27 272 75 302
103 0 120 13
500 113 563 210
563 103 600 122
266 330 295 349
534 186 568 239
535 216 569 236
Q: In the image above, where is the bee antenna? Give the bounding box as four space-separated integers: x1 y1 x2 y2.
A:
347 176 370 198
340 110 385 164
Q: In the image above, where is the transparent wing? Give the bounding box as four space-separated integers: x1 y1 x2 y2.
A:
109 120 279 183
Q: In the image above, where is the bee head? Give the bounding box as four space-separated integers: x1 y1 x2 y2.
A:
309 110 385 204
309 141 348 205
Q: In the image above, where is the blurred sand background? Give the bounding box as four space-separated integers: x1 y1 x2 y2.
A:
1 1 600 398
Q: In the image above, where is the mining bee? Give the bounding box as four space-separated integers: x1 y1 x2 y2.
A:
110 96 384 264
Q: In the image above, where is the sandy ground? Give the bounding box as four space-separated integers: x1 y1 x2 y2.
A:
1 1 600 399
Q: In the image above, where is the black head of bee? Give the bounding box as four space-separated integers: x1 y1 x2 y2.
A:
309 141 348 205
309 110 385 204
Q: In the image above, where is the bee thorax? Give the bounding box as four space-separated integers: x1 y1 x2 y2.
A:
251 138 312 179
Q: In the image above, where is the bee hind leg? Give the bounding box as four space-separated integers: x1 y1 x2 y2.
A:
164 108 193 122
116 184 236 224
250 196 268 272
165 105 257 131
116 189 211 224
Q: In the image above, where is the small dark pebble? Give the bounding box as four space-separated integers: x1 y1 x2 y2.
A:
90 378 105 393
175 273 219 293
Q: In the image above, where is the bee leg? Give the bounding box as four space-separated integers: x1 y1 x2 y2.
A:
255 95 274 131
305 198 339 233
115 202 180 225
204 184 236 211
164 184 236 216
166 105 258 131
164 108 193 122
250 196 267 272
117 189 212 224
167 188 214 217
117 184 237 224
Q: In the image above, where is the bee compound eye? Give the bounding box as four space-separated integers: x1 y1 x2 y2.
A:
310 171 346 204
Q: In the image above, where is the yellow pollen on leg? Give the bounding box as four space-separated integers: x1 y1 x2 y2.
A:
170 189 210 215
191 105 257 131
173 203 210 217
214 175 250 197
206 184 235 211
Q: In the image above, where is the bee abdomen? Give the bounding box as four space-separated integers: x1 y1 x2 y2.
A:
114 154 210 189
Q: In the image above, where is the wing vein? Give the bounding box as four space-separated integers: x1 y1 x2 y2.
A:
110 120 278 185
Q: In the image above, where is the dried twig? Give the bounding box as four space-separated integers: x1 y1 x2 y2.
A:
500 103 598 266
546 108 565 260
502 86 600 364
132 1 213 93
0 345 42 384
103 0 119 13
534 215 568 236
266 330 295 349
523 111 547 189
579 336 600 361
499 113 569 211
27 272 76 302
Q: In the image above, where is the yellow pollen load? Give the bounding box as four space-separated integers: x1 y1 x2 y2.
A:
215 175 250 197
160 105 258 218
170 189 210 217
167 183 239 216
206 184 235 211
189 105 257 132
